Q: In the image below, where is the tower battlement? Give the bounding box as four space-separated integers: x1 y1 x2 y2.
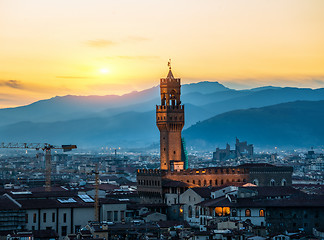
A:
160 78 181 84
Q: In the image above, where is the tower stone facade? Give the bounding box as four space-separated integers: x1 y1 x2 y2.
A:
156 67 184 171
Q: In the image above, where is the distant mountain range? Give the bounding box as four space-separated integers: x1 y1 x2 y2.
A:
183 100 324 148
0 81 324 149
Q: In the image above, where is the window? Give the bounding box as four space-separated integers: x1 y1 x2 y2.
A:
107 211 113 221
25 214 28 223
120 211 125 222
253 179 259 186
198 180 201 186
61 226 67 236
63 213 67 223
75 225 81 233
52 213 55 222
33 213 37 223
209 180 212 185
270 179 275 186
204 180 206 186
232 209 237 217
195 207 199 218
114 211 118 222
43 213 46 223
259 209 265 217
215 207 223 216
223 207 230 216
188 206 192 218
281 179 287 186
245 209 251 217
215 179 217 185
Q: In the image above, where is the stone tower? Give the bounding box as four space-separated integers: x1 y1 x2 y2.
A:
156 63 185 171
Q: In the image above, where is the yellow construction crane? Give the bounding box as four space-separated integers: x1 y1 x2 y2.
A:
0 142 77 191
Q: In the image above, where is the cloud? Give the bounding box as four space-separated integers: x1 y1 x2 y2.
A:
56 76 90 79
105 55 159 61
126 36 149 42
311 79 324 85
0 80 24 89
86 39 115 48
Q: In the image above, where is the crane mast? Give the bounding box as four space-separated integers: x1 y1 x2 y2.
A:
0 142 77 191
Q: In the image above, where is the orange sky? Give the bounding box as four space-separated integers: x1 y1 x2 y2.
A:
1 0 324 108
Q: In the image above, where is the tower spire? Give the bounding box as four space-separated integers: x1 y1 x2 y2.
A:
166 59 174 79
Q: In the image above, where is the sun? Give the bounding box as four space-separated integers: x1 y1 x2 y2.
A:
100 68 109 74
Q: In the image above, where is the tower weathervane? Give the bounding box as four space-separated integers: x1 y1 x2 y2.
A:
168 59 171 70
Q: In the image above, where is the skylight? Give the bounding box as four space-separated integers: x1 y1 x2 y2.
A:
78 194 94 203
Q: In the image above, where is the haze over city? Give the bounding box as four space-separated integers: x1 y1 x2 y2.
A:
1 0 324 108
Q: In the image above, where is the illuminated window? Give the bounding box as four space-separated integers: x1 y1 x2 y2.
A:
259 209 265 217
223 207 230 216
245 209 251 217
215 207 223 216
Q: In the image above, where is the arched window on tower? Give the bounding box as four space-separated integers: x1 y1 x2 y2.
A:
170 89 177 106
281 179 287 186
253 179 259 186
270 179 275 186
259 209 265 217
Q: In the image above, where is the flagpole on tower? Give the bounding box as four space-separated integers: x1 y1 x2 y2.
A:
168 59 171 70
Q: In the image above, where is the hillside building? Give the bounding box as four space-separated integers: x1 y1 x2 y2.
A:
213 138 254 161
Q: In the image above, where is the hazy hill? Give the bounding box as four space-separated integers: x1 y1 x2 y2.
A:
1 100 324 149
183 100 324 148
0 81 228 126
1 81 324 148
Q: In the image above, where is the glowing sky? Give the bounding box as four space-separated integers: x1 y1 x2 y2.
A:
1 0 324 108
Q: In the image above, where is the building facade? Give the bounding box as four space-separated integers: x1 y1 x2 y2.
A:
137 66 293 204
